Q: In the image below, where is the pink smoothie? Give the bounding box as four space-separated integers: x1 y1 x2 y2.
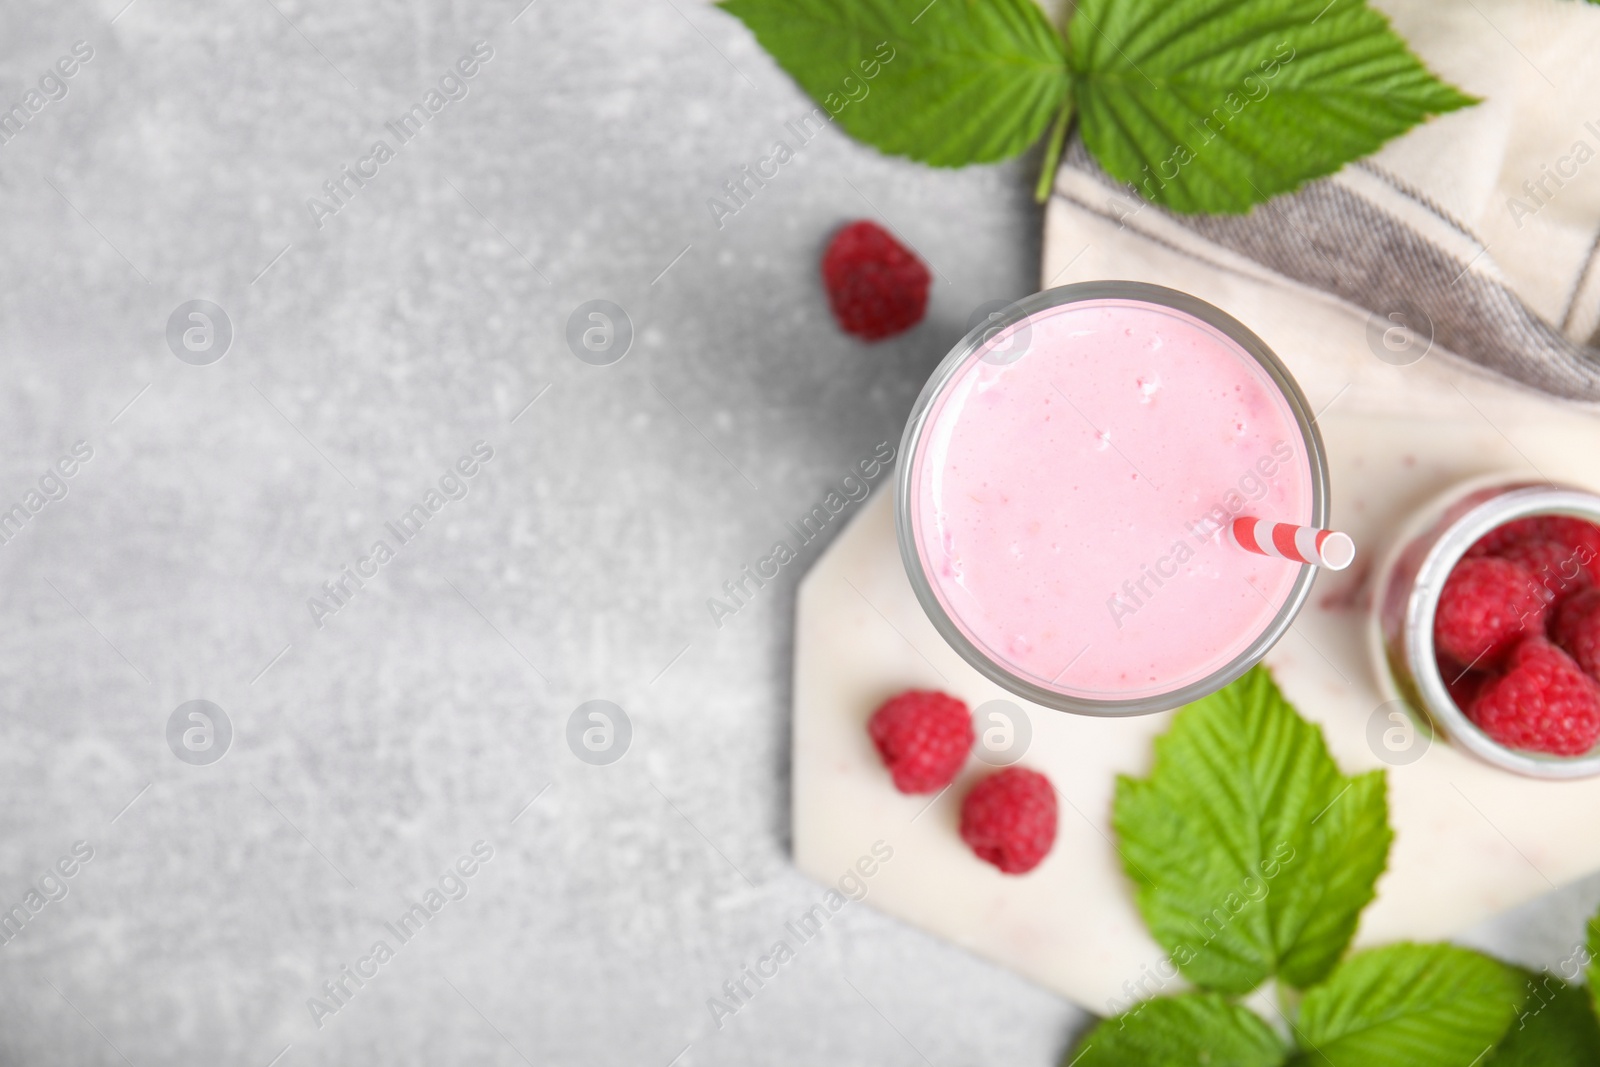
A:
910 298 1314 702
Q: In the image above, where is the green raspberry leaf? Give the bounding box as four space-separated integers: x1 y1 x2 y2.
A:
1068 992 1288 1067
716 0 1070 166
1589 906 1600 1017
1293 943 1523 1066
1066 0 1478 213
1113 666 1392 994
1483 974 1600 1067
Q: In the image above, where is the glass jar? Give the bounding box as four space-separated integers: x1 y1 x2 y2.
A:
1372 475 1600 778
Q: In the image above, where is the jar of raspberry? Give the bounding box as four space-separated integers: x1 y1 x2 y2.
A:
1373 476 1600 777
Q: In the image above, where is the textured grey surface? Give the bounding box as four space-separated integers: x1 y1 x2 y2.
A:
0 1 1088 1064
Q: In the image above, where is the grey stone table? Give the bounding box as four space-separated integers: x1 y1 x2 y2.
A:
0 0 1082 1063
1 2 1594 1065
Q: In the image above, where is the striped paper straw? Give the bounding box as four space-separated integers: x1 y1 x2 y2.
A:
1231 517 1356 571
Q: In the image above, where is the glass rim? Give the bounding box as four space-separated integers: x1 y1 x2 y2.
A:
894 280 1330 718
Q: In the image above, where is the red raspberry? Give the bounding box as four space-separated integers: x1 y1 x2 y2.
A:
1468 517 1543 557
1497 538 1592 603
1469 636 1600 756
1434 556 1548 669
1470 515 1600 584
1553 587 1600 679
1441 661 1489 711
821 220 930 341
959 767 1057 875
1533 517 1600 584
867 690 972 794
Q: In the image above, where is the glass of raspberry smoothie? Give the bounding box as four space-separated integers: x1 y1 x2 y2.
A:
897 282 1328 716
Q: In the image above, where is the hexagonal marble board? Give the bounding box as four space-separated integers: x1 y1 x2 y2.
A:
793 262 1600 1013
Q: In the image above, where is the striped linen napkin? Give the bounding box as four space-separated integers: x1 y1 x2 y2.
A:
1045 0 1600 401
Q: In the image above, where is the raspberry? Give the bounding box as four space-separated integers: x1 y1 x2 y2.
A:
821 220 930 341
1496 538 1592 603
1470 515 1600 584
959 767 1057 875
867 690 973 794
1434 556 1548 669
1441 661 1488 712
1553 587 1600 679
1533 517 1600 584
1469 637 1600 756
1468 517 1543 557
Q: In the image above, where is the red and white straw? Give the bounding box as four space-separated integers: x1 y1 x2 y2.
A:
1231 517 1355 571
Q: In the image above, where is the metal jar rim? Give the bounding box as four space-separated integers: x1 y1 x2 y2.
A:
894 281 1330 717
